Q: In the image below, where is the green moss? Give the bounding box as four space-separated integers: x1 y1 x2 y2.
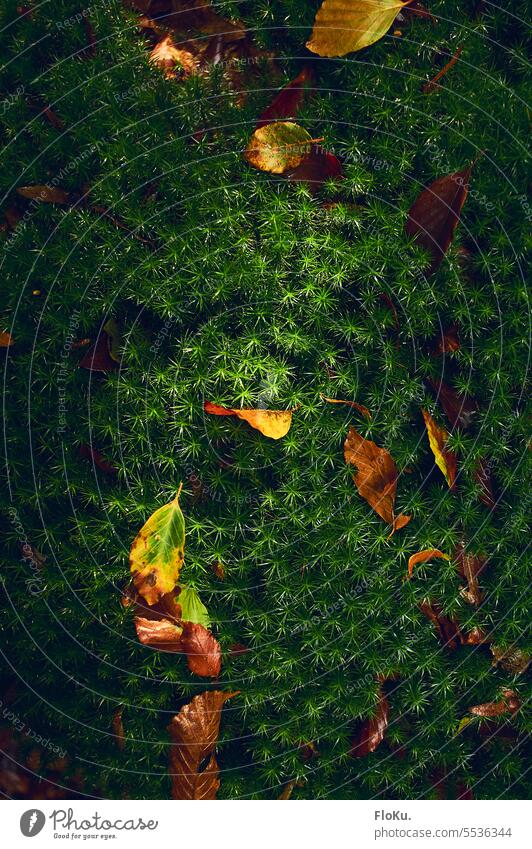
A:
1 0 530 799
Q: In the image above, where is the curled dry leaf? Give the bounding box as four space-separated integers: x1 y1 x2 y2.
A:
421 408 457 489
134 616 184 651
111 708 125 751
149 34 197 78
168 690 237 800
17 185 71 204
0 332 14 347
180 621 221 678
307 0 412 58
322 395 371 419
455 544 486 606
245 121 313 175
491 646 531 676
344 427 411 534
350 687 389 757
419 600 463 651
406 165 472 272
428 378 477 430
407 548 450 579
129 485 185 605
469 690 521 718
204 401 293 439
257 67 314 127
464 627 489 645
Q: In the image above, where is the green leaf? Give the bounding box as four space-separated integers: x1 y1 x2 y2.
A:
178 585 210 629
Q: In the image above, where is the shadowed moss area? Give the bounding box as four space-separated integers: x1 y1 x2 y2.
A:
1 1 530 799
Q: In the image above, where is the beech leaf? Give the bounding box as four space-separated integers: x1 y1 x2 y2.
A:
168 690 237 800
350 687 389 757
177 584 210 628
428 378 477 430
287 145 343 192
130 485 185 605
421 408 457 489
491 646 531 676
204 401 293 439
180 621 222 677
406 166 472 272
307 0 412 58
344 427 411 534
244 121 313 174
134 616 183 651
407 548 450 579
322 395 371 419
469 690 521 718
419 600 463 651
257 67 314 127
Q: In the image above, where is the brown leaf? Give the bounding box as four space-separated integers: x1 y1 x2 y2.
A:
134 616 183 651
40 105 64 130
419 600 463 651
150 34 197 78
407 548 449 579
211 559 225 580
469 690 521 717
229 642 250 656
433 324 461 355
278 779 303 799
350 688 389 757
474 458 497 510
257 67 314 127
0 331 14 347
455 544 486 606
491 646 531 676
322 395 371 419
111 709 126 751
205 400 293 439
428 378 477 430
78 443 117 476
79 323 120 372
464 627 489 645
422 45 463 94
421 408 457 489
180 621 221 677
344 427 411 534
287 145 343 192
406 166 472 272
17 185 71 204
168 690 237 800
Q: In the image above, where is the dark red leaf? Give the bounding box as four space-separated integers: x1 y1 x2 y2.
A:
419 600 463 650
79 329 118 372
406 166 472 272
350 690 388 757
257 67 314 127
433 324 461 355
428 378 477 430
474 458 497 510
287 145 343 193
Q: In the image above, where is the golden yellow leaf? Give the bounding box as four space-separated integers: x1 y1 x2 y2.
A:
244 121 313 174
307 0 412 58
421 408 457 489
204 401 293 439
130 485 185 605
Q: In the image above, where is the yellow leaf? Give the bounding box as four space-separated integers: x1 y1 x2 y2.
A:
421 408 457 489
455 716 473 736
130 485 185 605
244 121 313 174
307 0 412 58
205 401 293 439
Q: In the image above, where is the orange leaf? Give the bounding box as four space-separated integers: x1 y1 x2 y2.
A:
180 621 221 678
0 332 14 347
469 690 521 718
149 34 197 78
168 690 237 800
344 427 411 533
422 45 463 94
204 400 293 439
421 408 457 489
134 616 183 651
322 395 371 419
407 548 450 578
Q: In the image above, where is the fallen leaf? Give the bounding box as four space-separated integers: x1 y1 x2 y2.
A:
407 548 450 579
469 690 521 717
229 643 250 656
16 185 71 204
428 378 477 430
455 544 486 606
464 626 489 645
299 741 319 761
78 443 117 476
322 395 371 419
433 325 460 355
287 145 343 192
177 584 210 628
419 600 462 650
491 646 531 676
474 458 497 509
406 166 472 272
180 621 221 677
39 105 64 130
168 690 237 800
0 332 13 347
204 401 293 439
421 408 457 489
79 320 121 372
150 33 197 78
307 0 412 58
111 709 125 751
134 616 184 650
20 542 46 568
278 779 303 799
350 687 389 757
344 427 411 533
130 485 185 605
257 67 314 127
455 716 473 735
212 559 225 580
245 121 313 175
422 44 463 94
